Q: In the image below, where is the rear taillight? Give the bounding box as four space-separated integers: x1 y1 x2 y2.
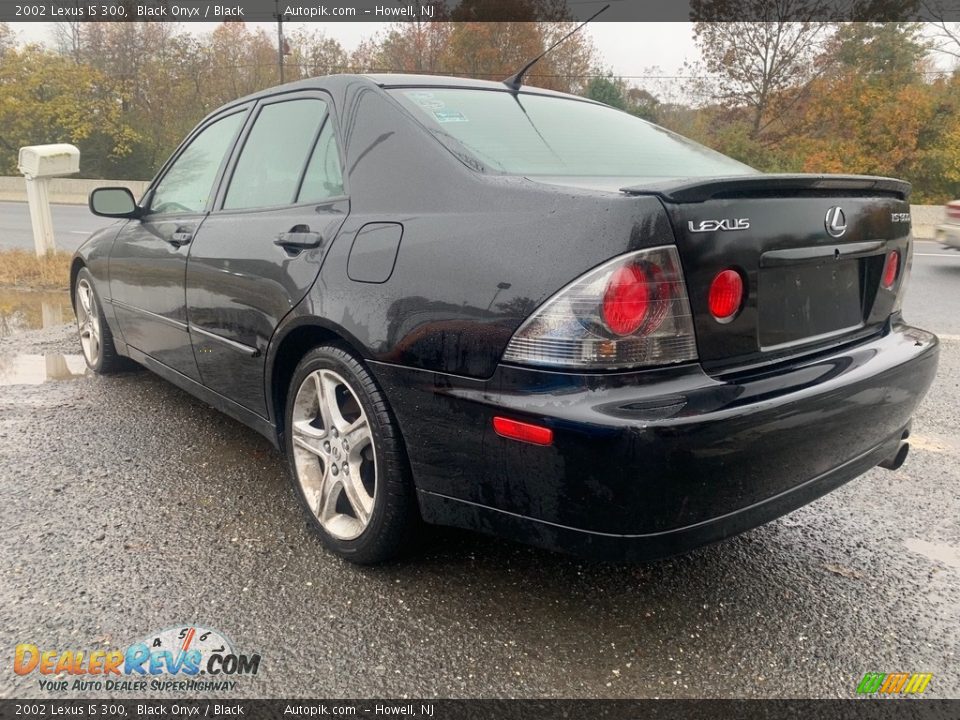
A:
708 269 744 321
893 243 912 313
602 264 650 336
947 203 960 220
882 250 900 289
501 246 697 370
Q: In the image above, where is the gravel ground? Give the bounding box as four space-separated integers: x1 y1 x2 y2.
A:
0 256 958 698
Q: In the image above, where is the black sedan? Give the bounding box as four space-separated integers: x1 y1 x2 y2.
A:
74 74 938 564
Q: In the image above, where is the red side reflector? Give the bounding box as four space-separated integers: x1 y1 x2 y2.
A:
493 416 553 446
882 250 900 289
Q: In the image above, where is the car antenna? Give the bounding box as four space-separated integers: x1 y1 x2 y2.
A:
503 3 611 93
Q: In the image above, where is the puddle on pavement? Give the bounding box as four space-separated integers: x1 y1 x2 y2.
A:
0 288 72 338
904 538 960 570
0 353 89 386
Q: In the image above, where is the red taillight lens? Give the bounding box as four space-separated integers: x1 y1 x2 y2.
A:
602 264 650 336
882 250 900 289
708 269 744 321
502 246 698 370
493 417 553 446
947 203 960 220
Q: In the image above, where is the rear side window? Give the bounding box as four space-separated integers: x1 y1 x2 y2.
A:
224 98 328 210
390 88 755 178
298 118 344 203
150 111 245 215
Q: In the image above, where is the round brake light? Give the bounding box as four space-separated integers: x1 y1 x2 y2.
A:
882 250 900 289
602 263 650 336
708 269 744 321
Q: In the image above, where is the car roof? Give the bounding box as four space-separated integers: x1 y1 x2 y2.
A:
234 73 594 104
209 73 600 125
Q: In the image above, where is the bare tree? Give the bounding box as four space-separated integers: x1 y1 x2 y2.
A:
53 22 83 62
692 0 833 136
923 0 960 61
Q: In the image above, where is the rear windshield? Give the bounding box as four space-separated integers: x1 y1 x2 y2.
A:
389 88 755 178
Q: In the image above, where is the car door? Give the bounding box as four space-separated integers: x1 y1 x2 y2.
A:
108 108 248 380
185 92 349 416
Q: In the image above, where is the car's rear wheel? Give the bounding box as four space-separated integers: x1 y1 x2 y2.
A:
74 268 125 374
284 345 419 564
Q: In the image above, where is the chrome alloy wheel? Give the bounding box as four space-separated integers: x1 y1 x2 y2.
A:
291 369 378 540
75 278 101 367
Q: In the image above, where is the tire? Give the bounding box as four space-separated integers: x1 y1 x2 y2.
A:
284 344 420 564
74 267 126 374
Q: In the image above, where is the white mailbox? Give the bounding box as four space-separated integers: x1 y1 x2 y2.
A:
18 143 81 257
18 144 81 179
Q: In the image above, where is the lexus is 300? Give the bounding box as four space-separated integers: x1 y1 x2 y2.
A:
73 74 938 563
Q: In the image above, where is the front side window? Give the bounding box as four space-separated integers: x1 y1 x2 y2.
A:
224 98 328 210
150 111 245 215
390 88 756 178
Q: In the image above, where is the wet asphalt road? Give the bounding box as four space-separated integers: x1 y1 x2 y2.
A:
0 202 104 253
0 248 958 700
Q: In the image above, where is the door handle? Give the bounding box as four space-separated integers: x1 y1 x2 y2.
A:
275 225 322 251
169 228 193 248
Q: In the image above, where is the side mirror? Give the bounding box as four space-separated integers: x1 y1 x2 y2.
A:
89 187 140 218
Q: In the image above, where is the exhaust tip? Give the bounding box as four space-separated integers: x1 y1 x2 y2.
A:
879 442 910 471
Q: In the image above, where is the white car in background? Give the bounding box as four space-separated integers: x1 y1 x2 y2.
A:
937 200 960 250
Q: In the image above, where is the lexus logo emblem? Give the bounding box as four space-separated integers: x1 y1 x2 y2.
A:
825 206 847 238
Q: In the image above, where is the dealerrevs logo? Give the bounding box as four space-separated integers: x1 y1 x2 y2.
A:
14 625 261 693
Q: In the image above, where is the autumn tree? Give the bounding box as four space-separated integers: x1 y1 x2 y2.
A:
779 21 958 202
0 45 136 176
442 22 544 82
0 23 16 57
584 74 661 120
826 21 930 82
691 0 833 136
286 27 350 78
352 21 453 74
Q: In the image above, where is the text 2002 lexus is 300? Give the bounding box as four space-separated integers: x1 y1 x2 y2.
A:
74 74 938 563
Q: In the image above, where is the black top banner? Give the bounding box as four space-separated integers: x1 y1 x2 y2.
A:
3 0 960 23
0 700 959 720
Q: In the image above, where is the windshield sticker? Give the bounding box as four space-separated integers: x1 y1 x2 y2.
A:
434 110 468 123
407 91 445 109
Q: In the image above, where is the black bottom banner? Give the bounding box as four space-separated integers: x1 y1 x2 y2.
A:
0 700 958 720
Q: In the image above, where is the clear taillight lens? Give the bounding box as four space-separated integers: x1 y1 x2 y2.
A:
501 246 698 370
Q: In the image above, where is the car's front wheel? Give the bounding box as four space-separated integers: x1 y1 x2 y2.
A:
74 268 125 374
284 345 419 564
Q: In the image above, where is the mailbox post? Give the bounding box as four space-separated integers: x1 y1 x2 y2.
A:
17 144 81 258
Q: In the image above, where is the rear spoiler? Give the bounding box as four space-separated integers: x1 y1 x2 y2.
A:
620 174 911 203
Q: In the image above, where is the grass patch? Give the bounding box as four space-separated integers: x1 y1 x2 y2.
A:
0 249 72 290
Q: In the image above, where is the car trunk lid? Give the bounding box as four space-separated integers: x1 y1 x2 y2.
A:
622 174 912 372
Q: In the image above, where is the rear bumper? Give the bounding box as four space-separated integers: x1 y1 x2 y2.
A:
369 321 938 561
935 223 960 249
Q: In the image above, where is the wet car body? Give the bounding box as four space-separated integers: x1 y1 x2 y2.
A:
74 74 938 561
